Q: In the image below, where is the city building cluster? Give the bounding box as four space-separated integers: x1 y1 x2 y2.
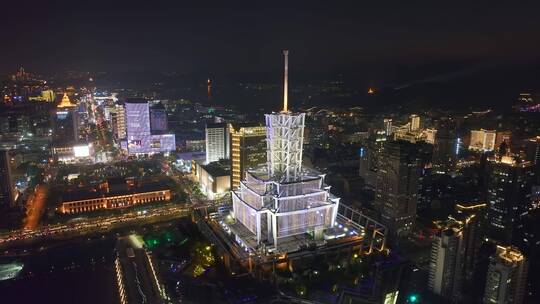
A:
1 53 540 303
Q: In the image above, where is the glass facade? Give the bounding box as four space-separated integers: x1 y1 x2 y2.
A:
124 101 175 154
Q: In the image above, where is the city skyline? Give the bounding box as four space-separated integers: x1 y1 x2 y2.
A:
1 4 540 304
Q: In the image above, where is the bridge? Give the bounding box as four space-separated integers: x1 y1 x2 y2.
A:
115 235 168 304
336 203 387 254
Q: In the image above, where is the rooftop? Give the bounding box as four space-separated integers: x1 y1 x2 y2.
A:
124 98 149 104
60 182 169 203
201 161 231 177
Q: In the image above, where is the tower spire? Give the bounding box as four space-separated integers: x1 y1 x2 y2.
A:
282 50 289 112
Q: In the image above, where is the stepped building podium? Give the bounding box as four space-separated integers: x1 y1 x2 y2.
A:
231 50 340 252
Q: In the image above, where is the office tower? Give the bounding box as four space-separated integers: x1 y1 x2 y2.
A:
486 157 535 245
375 140 423 239
359 135 386 189
0 150 15 208
114 104 126 140
384 118 393 136
409 114 420 131
205 123 230 163
429 225 462 299
111 112 119 139
53 93 78 144
428 203 486 301
149 103 168 132
483 246 528 304
469 129 497 152
433 120 457 173
231 50 340 251
124 99 175 155
453 203 486 284
229 123 266 189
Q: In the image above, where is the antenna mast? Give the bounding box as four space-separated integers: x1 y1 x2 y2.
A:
282 50 289 112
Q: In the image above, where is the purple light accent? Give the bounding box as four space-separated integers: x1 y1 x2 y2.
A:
125 102 175 154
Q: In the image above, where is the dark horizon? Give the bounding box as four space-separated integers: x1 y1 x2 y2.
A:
2 2 540 77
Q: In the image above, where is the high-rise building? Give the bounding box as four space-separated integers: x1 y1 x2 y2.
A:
231 50 340 251
205 123 230 163
469 129 497 152
149 103 168 132
53 93 78 144
429 225 462 299
486 157 535 245
375 140 424 239
453 203 486 284
428 203 486 301
0 150 15 208
124 99 175 155
483 246 528 304
433 120 457 173
410 114 420 131
114 104 126 140
384 118 393 136
359 134 386 189
229 123 266 189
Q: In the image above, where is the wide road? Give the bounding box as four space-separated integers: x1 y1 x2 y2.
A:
23 184 48 230
1 204 193 249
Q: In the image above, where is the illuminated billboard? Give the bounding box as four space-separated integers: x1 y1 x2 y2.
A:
73 145 90 157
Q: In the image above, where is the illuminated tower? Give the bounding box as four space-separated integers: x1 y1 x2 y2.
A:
231 50 340 251
266 50 305 182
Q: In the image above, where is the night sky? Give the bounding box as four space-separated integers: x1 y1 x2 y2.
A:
2 2 540 77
